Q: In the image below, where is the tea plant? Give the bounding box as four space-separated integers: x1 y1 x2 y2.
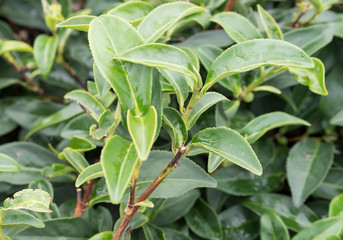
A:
0 0 343 239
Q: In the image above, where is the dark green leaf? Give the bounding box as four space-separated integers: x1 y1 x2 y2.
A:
260 212 290 240
63 147 89 173
314 168 343 200
3 209 44 228
143 224 166 240
75 163 103 187
0 153 20 172
162 107 188 148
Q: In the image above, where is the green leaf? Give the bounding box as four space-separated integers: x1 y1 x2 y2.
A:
93 63 111 98
310 0 322 12
75 163 103 187
0 78 23 90
101 135 139 204
162 107 188 148
163 228 192 240
33 34 58 79
0 142 60 185
284 25 333 55
15 218 94 239
254 85 281 94
213 165 283 196
135 200 154 208
65 90 106 121
329 194 343 217
89 110 116 140
127 106 157 161
330 109 343 126
260 212 290 240
208 153 225 173
143 224 166 240
176 30 233 48
88 15 152 115
314 168 343 200
137 2 204 43
243 193 319 231
190 127 262 176
3 209 44 228
257 5 283 40
219 205 259 240
28 179 54 201
0 40 33 54
293 217 343 240
42 164 74 178
186 92 228 129
203 39 314 93
287 139 334 207
0 153 20 172
194 44 222 71
211 12 262 43
56 15 95 32
185 198 223 240
314 235 341 240
69 136 96 152
289 57 327 95
3 189 51 212
25 103 83 139
63 147 89 173
108 1 153 24
240 112 310 144
152 190 200 225
89 232 113 240
115 43 198 88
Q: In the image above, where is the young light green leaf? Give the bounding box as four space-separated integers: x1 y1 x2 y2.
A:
289 57 327 95
63 147 89 173
28 179 54 201
211 12 262 43
101 135 139 204
115 43 198 87
180 47 200 72
25 103 83 139
42 164 74 178
243 193 319 232
208 153 225 173
310 0 322 12
108 1 153 24
75 162 103 187
190 127 262 176
89 110 116 140
127 106 157 161
186 92 228 129
293 217 343 240
257 5 283 40
89 232 113 240
3 189 51 212
134 200 154 208
240 112 310 144
138 2 204 43
0 40 33 54
159 69 190 106
33 34 58 79
287 139 334 207
203 39 314 93
0 153 20 172
162 107 188 148
185 198 223 240
56 15 95 32
329 194 343 217
88 15 152 116
254 85 281 94
260 212 290 240
65 90 106 121
68 136 96 152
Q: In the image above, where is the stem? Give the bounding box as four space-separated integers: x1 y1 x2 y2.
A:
292 1 311 28
214 0 237 29
4 53 64 103
61 61 87 90
124 160 142 215
74 179 96 217
112 146 187 240
182 90 201 120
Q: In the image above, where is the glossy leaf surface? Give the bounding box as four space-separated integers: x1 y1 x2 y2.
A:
203 39 314 92
101 135 138 203
75 163 103 187
191 127 262 175
260 212 290 240
211 12 262 43
63 147 89 173
185 198 223 240
33 34 58 79
56 15 95 32
187 92 228 129
240 112 310 144
138 2 204 43
127 106 157 161
0 153 20 172
287 139 334 207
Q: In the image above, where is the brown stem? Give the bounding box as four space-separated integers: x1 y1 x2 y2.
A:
4 53 64 103
292 2 311 28
112 146 187 240
74 179 96 217
124 161 141 215
214 0 237 29
61 61 87 90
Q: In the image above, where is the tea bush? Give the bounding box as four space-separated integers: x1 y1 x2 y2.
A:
0 0 343 239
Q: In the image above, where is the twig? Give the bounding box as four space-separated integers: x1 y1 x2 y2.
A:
124 161 142 215
214 0 237 29
292 2 311 28
61 61 87 90
112 146 187 240
74 179 96 217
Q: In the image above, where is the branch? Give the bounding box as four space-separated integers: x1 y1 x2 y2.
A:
112 146 187 240
74 179 96 217
61 61 87 90
292 1 311 28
